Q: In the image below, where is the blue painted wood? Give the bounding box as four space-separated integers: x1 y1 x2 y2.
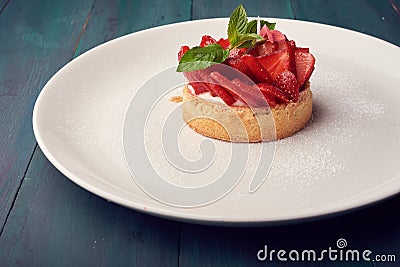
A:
192 0 294 19
74 0 191 57
290 0 400 46
0 0 95 230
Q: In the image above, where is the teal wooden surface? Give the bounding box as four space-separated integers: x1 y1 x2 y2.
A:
73 0 191 57
290 0 400 46
0 0 95 230
192 0 294 19
0 0 399 266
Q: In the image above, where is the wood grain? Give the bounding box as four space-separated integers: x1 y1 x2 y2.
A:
290 0 400 46
0 0 96 231
192 0 294 19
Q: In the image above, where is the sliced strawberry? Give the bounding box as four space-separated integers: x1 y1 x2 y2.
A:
217 38 230 49
295 50 315 88
255 41 277 56
178 45 189 61
208 83 236 105
241 54 273 83
210 72 264 107
225 57 256 81
257 83 290 104
257 50 291 80
185 71 209 94
231 78 267 107
228 48 246 59
296 47 309 53
274 70 299 101
189 82 209 94
200 35 216 47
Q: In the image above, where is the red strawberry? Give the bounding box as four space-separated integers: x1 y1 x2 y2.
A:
178 45 189 61
257 83 290 104
257 50 291 80
217 38 230 49
231 78 267 107
210 72 264 107
225 57 257 81
274 70 299 101
185 71 209 94
296 47 309 53
294 50 315 89
257 40 296 79
228 48 246 58
208 83 236 105
255 41 277 56
241 54 273 83
200 35 217 47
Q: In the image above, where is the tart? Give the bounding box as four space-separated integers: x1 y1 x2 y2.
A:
176 5 315 142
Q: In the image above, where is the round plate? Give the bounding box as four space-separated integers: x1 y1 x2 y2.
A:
33 18 400 225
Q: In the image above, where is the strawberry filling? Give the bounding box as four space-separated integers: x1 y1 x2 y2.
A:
178 35 315 108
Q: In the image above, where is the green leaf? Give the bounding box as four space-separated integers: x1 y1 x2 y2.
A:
176 44 229 72
228 5 248 47
247 19 276 33
231 33 265 49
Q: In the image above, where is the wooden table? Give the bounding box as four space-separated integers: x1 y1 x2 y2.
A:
1 0 399 266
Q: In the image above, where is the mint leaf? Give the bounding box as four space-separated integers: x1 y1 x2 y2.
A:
247 20 276 33
234 33 264 48
177 44 229 72
228 4 248 48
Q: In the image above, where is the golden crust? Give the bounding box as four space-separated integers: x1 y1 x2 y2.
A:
182 83 312 142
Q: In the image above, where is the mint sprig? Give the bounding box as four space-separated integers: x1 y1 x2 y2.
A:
176 5 276 72
177 44 229 72
227 5 248 48
247 20 275 33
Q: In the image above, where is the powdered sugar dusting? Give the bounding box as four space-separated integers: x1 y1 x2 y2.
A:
268 68 385 192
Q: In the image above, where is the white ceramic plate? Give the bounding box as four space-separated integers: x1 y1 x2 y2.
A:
33 18 400 225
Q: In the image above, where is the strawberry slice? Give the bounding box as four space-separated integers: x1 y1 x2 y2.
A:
188 69 236 105
217 38 230 49
257 83 290 105
185 71 209 94
257 50 291 80
228 48 246 59
241 54 273 84
294 50 315 89
255 41 277 56
231 78 268 107
200 35 217 47
208 83 236 105
257 40 296 79
178 45 189 61
225 57 257 82
274 70 299 101
210 72 265 107
296 47 309 53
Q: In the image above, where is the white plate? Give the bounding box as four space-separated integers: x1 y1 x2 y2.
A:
33 18 400 225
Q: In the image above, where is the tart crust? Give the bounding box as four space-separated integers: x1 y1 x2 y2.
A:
182 82 312 142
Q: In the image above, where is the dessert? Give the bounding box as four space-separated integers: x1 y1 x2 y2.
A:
176 5 315 142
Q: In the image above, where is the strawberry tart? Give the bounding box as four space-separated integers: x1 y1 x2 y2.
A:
176 5 315 142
